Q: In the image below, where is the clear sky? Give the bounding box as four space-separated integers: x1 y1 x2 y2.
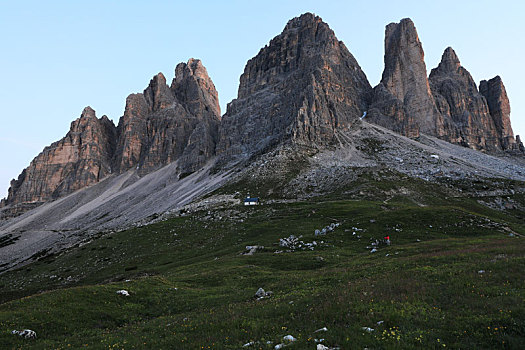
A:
1 0 524 198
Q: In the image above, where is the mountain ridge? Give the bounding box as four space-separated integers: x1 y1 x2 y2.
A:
1 13 523 218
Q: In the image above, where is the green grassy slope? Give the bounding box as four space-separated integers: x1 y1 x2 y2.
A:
0 194 524 349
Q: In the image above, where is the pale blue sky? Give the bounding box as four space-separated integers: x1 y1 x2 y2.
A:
1 0 524 198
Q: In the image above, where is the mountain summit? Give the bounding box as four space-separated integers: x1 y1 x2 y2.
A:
368 18 444 138
217 13 372 163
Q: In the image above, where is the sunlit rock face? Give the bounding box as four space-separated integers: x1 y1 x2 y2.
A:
3 59 221 214
3 107 117 208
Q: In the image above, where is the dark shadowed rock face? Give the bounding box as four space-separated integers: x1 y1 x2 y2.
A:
368 18 444 138
429 47 500 150
516 135 525 153
217 12 372 163
479 76 516 150
172 58 221 120
3 107 117 208
114 59 220 176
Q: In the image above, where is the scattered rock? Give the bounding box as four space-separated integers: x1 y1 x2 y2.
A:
116 290 130 297
254 288 272 300
280 235 299 250
11 329 37 339
244 245 264 255
283 335 297 342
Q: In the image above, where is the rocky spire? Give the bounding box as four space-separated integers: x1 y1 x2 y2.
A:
433 47 461 74
171 58 221 119
143 73 176 113
217 12 372 162
113 94 150 172
429 47 500 150
479 76 516 150
368 18 444 138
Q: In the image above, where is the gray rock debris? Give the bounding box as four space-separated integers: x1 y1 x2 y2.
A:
11 329 37 339
254 288 273 300
244 245 264 255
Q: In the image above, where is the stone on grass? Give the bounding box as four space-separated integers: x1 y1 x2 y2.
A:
283 334 297 342
116 289 130 296
254 288 273 300
244 245 264 255
11 329 37 339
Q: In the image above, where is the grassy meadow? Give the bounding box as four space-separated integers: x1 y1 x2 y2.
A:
0 190 523 349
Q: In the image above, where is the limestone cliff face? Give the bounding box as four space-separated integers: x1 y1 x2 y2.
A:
114 59 220 176
479 76 517 150
172 58 221 120
171 59 221 174
429 47 500 150
368 18 444 138
3 107 116 207
368 18 521 153
217 13 372 162
3 59 220 213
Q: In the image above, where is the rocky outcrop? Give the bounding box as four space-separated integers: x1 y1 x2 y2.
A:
429 47 500 150
2 107 116 208
367 18 444 138
479 76 517 150
217 13 372 163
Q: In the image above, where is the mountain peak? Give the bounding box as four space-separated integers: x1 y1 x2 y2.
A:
385 18 419 46
369 17 442 138
217 12 371 161
143 72 175 112
172 58 221 119
283 12 323 30
437 47 461 73
81 106 96 119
